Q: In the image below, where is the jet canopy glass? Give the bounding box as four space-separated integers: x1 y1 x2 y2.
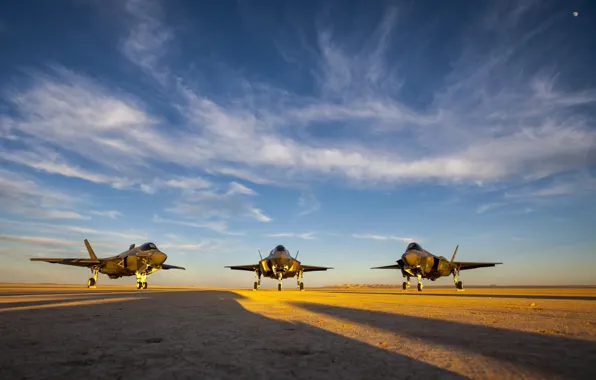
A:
274 245 286 252
407 242 422 251
139 242 158 251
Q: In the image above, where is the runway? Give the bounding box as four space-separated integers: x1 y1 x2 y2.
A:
1 284 595 380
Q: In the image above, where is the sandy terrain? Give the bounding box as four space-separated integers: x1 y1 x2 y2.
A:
0 284 595 380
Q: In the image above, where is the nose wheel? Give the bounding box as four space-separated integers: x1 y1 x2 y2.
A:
136 272 148 290
277 283 282 291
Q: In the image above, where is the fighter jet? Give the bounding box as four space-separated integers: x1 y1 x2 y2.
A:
225 244 333 291
371 242 502 291
30 239 185 289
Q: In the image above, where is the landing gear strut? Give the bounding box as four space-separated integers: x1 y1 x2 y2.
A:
87 268 99 288
277 273 283 291
417 274 424 292
136 272 148 290
402 276 411 290
453 271 464 291
253 271 261 291
297 271 304 291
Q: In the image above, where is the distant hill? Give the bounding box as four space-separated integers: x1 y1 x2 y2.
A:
321 284 596 289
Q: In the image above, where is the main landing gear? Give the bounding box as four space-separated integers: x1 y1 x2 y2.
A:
402 275 423 291
453 272 464 291
297 271 304 292
402 276 411 290
136 272 148 290
87 268 99 288
253 271 262 291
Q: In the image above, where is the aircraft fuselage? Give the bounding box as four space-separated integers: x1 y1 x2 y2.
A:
99 248 168 278
257 252 302 279
400 248 454 281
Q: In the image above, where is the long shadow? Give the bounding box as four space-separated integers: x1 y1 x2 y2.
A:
293 301 596 379
0 292 151 310
0 290 469 380
322 290 596 301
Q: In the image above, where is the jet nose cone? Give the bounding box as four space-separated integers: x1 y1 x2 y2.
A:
152 251 167 265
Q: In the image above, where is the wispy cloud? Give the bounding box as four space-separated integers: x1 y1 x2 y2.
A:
166 185 271 223
121 0 173 85
506 174 596 198
151 214 230 235
227 181 257 196
298 190 320 216
0 234 76 247
90 210 123 219
352 234 414 243
265 232 317 240
476 203 507 214
3 2 595 194
0 218 148 242
0 169 89 220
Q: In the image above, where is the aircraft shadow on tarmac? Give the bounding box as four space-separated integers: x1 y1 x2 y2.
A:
291 302 596 379
0 292 146 311
0 290 469 380
323 290 596 301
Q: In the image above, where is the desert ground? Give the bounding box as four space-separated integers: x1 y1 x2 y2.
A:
1 284 595 380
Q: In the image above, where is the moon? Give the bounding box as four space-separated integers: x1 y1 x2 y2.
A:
573 12 579 17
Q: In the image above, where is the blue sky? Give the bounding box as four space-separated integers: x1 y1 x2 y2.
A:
1 0 595 287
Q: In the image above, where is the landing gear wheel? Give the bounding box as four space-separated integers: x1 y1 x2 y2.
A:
417 283 423 292
299 282 304 291
142 282 148 290
253 282 258 291
87 278 96 288
136 281 142 290
402 282 409 290
456 281 464 290
278 283 282 291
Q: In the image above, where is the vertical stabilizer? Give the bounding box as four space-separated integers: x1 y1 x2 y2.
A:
450 245 459 263
84 239 98 260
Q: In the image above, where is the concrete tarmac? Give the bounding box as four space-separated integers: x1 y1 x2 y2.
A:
1 284 595 379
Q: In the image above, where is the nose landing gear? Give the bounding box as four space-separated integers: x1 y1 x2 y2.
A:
136 272 148 290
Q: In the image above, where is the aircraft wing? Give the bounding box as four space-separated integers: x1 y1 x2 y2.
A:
455 261 503 271
371 264 402 269
301 264 333 272
30 258 101 267
161 264 186 270
225 264 259 272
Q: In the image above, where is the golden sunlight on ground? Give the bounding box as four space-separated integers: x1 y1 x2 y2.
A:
1 284 594 379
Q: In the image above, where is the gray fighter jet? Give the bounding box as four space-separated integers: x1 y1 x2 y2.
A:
225 244 333 291
371 242 502 291
30 239 185 289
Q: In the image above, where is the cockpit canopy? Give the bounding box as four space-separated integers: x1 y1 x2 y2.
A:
274 245 286 252
139 242 158 251
406 242 422 251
